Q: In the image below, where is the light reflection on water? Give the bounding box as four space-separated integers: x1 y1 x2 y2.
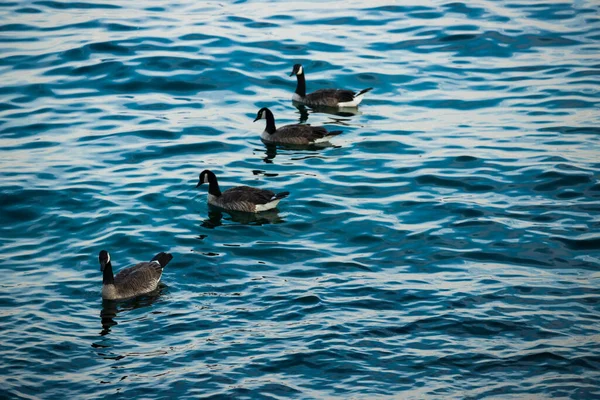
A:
1 0 599 398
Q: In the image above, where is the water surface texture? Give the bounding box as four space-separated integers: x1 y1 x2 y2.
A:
1 0 600 398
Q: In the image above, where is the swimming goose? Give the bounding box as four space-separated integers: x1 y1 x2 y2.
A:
99 250 173 300
253 107 342 145
196 169 289 213
289 64 372 108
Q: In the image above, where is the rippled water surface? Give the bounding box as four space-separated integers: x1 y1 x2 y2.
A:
1 0 600 398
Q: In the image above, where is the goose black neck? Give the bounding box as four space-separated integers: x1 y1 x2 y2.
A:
103 262 115 285
264 109 277 135
207 174 222 197
295 73 306 98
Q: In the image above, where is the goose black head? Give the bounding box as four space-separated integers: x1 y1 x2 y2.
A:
253 107 271 122
197 170 215 188
99 250 110 272
289 64 303 77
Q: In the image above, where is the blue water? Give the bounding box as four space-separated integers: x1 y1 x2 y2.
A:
1 0 600 398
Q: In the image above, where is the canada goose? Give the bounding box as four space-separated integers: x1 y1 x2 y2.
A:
99 250 172 300
289 64 372 108
196 170 289 213
253 107 342 145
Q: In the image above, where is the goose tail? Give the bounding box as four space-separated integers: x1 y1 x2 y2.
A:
151 252 173 268
355 87 373 98
326 130 343 137
339 88 372 107
274 191 290 200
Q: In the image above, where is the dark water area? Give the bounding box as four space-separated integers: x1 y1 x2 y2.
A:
1 0 599 398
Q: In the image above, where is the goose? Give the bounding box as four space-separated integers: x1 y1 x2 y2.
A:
253 107 342 145
196 169 289 213
99 250 173 300
289 64 372 108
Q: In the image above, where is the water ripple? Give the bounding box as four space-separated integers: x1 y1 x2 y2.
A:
1 0 600 398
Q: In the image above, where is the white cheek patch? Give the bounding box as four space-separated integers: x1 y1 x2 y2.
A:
261 110 266 119
203 175 209 184
106 253 110 264
297 66 303 75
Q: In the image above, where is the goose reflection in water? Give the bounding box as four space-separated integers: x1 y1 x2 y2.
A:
261 142 339 164
201 208 284 229
98 286 166 336
293 102 362 123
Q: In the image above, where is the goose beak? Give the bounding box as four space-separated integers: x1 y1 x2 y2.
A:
100 261 106 272
253 116 259 122
196 182 203 188
289 71 295 77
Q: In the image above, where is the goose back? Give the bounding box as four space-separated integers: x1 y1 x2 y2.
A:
303 89 357 107
101 251 173 300
263 124 333 145
102 261 162 300
209 186 288 212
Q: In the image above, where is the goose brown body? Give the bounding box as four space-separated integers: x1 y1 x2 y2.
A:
289 64 372 108
197 170 289 213
99 251 173 300
254 107 342 145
